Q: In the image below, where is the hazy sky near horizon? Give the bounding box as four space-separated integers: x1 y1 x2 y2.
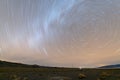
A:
0 0 120 68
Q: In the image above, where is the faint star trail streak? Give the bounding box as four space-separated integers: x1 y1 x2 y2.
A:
42 48 48 56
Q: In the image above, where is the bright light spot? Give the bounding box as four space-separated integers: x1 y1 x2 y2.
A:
79 66 82 70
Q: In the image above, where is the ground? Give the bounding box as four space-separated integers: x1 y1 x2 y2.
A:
0 67 120 80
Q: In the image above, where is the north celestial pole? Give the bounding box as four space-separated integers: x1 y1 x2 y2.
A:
0 0 120 67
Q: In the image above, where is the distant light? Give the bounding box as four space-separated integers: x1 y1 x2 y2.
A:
79 66 82 70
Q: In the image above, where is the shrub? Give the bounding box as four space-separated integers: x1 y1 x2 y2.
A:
11 75 21 80
78 73 86 79
10 74 29 80
49 76 72 80
99 72 110 80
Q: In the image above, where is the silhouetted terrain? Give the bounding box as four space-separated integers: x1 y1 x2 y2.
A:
0 60 42 68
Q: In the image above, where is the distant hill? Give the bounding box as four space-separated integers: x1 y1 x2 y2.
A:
1 60 120 69
99 64 120 68
0 60 72 69
0 60 43 68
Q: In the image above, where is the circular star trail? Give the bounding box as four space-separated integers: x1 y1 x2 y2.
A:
0 0 120 67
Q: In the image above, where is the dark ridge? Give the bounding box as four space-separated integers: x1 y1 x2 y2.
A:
99 64 120 68
0 60 46 68
0 60 76 69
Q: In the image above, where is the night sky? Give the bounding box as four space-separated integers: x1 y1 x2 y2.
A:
0 0 120 68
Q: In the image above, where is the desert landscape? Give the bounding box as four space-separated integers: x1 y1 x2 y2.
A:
0 0 120 80
0 61 120 80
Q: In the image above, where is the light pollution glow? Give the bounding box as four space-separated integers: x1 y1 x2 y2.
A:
0 0 120 68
